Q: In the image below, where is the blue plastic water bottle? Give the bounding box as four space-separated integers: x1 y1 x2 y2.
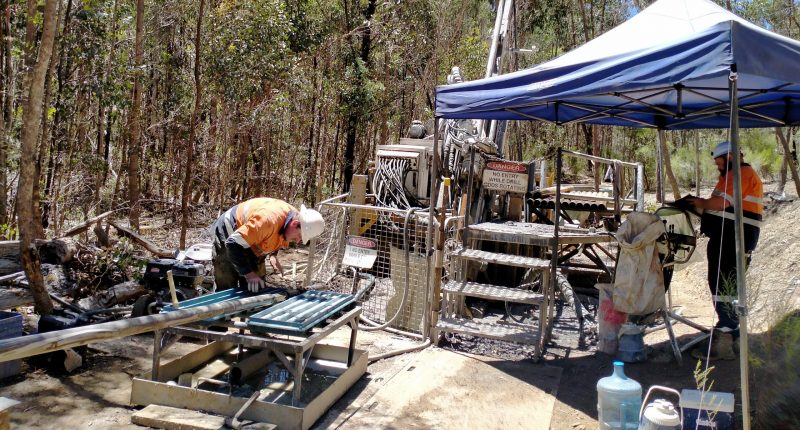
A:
597 361 643 430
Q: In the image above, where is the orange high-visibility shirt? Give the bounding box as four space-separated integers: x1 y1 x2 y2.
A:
222 198 295 256
706 164 763 227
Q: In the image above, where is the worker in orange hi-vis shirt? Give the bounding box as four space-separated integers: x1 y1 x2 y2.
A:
686 141 763 360
210 198 325 292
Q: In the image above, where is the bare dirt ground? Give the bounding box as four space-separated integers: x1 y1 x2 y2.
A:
2 182 799 429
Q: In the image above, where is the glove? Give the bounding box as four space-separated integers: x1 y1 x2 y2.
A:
245 272 265 293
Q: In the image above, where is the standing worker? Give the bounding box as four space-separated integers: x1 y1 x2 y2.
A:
686 141 763 359
210 198 325 292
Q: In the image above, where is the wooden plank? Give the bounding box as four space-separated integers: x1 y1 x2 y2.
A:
0 293 281 362
0 287 33 310
348 175 367 236
156 341 235 382
131 348 367 430
131 404 277 430
108 220 173 258
132 405 225 430
191 358 232 387
130 379 304 430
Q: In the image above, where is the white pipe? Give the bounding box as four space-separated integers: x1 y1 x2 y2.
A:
359 315 425 340
368 339 432 363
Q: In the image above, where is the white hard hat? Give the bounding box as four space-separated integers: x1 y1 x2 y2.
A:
711 141 732 158
298 205 325 245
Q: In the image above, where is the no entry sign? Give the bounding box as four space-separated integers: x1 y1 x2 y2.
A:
482 161 528 193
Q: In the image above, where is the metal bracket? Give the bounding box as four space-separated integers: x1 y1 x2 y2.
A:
733 299 748 316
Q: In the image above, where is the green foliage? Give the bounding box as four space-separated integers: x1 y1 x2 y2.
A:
693 360 716 392
0 224 18 241
669 129 784 188
204 0 292 101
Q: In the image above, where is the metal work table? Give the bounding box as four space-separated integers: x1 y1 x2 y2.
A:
151 303 361 403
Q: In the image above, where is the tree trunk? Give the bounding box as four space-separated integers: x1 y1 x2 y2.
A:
94 0 118 212
775 127 800 198
127 0 145 231
34 4 63 236
658 130 681 201
694 130 701 196
0 4 7 228
342 0 377 192
778 155 788 194
17 0 59 315
180 0 205 249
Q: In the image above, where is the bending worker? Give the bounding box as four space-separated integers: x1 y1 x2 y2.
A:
210 198 325 292
686 141 763 359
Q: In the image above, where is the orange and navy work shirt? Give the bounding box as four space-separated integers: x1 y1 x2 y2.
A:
213 198 296 257
705 163 764 229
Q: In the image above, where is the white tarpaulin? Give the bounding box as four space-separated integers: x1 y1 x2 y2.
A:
613 212 666 315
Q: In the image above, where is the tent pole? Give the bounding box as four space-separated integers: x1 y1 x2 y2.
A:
656 130 665 203
729 69 752 430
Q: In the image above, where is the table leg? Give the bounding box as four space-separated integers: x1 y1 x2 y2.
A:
347 318 358 367
152 329 162 381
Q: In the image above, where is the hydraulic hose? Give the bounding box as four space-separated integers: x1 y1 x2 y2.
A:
368 338 431 363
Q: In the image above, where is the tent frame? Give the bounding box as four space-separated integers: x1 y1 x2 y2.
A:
430 66 755 429
483 83 792 130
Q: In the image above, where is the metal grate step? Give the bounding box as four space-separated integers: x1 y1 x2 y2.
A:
450 248 551 270
436 317 541 345
443 280 544 305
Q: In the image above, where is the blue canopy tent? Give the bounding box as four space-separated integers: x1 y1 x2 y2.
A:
436 0 800 129
432 0 799 426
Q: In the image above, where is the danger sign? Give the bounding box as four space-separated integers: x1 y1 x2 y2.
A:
482 161 529 193
342 236 379 269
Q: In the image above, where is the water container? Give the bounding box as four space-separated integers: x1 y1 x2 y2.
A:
638 386 681 430
597 361 642 430
617 323 646 363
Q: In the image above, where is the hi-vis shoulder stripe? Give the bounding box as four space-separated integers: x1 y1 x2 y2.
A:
744 195 763 205
712 189 733 203
705 210 763 227
712 190 763 206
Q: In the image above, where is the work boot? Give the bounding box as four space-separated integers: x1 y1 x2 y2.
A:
692 331 736 361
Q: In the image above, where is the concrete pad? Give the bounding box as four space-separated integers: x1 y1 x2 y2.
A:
335 347 562 429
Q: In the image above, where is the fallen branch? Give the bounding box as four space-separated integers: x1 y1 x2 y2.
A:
0 287 33 309
61 211 115 237
0 259 22 276
108 220 173 258
0 241 19 259
0 271 24 284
